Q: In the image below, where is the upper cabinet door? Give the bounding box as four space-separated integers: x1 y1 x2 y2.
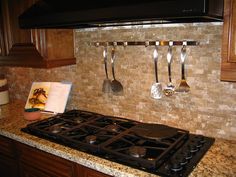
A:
0 0 76 68
221 0 236 81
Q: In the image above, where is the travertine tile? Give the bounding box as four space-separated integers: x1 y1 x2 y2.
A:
1 23 236 140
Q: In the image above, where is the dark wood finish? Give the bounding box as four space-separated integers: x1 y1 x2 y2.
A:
0 155 18 177
0 135 17 158
17 143 75 177
76 164 111 177
0 135 112 177
0 0 76 68
20 163 53 177
221 0 236 81
0 0 6 56
0 136 18 177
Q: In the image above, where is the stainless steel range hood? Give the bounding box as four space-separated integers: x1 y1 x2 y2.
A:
19 0 224 29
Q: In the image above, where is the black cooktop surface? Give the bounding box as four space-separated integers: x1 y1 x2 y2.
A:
21 110 215 177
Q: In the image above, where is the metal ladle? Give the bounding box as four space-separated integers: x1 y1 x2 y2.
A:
102 46 112 93
151 41 162 99
176 41 190 92
163 41 175 96
110 45 123 94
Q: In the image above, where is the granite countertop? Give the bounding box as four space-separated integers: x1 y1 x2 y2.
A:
0 101 235 177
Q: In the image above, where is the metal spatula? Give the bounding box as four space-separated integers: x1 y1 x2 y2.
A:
176 41 190 92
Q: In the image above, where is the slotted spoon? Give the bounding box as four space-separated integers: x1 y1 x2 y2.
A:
163 41 175 96
151 41 162 99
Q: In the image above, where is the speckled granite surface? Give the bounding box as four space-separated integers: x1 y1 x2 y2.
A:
0 101 235 177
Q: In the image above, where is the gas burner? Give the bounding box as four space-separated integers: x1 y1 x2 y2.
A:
48 123 72 134
85 135 97 144
129 146 146 158
73 118 83 124
105 124 120 132
49 124 63 134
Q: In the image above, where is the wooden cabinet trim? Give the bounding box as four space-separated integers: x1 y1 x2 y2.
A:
1 0 12 55
228 0 236 62
31 29 48 58
221 0 236 81
0 0 76 68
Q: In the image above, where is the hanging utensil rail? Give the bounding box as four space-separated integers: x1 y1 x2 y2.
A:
90 40 199 47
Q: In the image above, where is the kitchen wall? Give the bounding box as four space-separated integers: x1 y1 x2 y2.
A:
1 22 236 140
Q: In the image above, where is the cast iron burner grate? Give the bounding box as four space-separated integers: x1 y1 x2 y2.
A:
21 110 215 177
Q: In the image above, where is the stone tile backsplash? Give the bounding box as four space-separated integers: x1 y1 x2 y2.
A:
1 23 236 140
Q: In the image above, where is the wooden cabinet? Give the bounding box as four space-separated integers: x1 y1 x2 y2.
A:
221 0 236 81
17 143 75 177
76 164 111 177
0 0 76 68
0 135 111 177
0 136 18 177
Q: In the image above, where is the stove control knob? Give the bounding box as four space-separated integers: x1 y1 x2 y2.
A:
194 135 206 144
190 139 203 148
188 143 199 153
181 147 192 160
180 145 193 160
170 159 183 172
175 155 188 166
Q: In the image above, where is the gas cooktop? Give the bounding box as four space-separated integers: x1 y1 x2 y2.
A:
21 110 214 177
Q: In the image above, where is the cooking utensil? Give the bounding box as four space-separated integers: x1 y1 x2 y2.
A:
163 41 175 96
176 41 190 92
151 41 162 99
110 46 123 93
102 46 112 93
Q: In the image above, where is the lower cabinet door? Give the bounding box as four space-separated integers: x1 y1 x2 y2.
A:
17 143 75 177
20 162 52 177
0 155 18 177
